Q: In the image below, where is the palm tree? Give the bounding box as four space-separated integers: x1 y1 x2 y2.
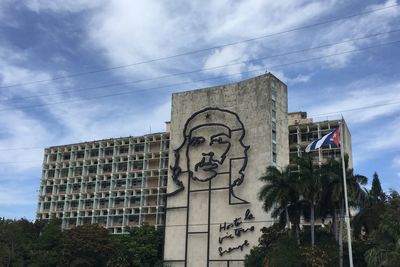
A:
296 154 323 248
258 165 298 231
320 155 367 267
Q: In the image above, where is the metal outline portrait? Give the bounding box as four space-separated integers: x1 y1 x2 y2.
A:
168 107 250 204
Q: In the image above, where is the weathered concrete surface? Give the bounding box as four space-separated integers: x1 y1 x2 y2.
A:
164 73 289 267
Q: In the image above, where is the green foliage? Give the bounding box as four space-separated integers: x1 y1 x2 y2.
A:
29 219 63 267
349 240 371 267
370 172 386 203
365 193 400 267
245 224 288 267
245 224 339 267
266 235 301 267
258 165 300 226
0 219 164 267
111 224 163 267
0 218 42 267
300 246 331 267
244 246 267 267
61 224 114 267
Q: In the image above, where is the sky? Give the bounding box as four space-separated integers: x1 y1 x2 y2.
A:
0 0 399 220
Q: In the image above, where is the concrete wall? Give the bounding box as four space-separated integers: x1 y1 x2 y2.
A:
163 74 288 266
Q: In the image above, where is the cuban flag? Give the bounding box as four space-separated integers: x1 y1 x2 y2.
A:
305 128 339 152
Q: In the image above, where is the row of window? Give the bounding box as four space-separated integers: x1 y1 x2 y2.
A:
46 142 170 162
45 160 168 178
271 80 277 164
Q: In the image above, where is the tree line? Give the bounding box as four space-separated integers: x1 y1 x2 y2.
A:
0 220 163 267
245 155 400 267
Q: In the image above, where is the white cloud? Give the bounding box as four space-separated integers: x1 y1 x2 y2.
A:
23 0 100 13
0 107 50 172
393 156 400 167
203 44 251 77
367 118 400 151
306 80 400 124
0 185 37 206
83 0 339 81
313 0 400 68
270 70 313 84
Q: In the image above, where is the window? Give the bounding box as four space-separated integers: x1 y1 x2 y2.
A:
272 121 276 131
115 198 124 205
59 185 66 193
100 200 108 208
132 179 142 187
49 154 57 162
289 133 298 144
105 148 114 157
48 170 55 178
272 110 276 120
88 165 97 174
87 183 95 191
90 150 99 158
272 130 277 141
116 180 126 188
272 99 276 109
135 144 145 152
132 161 143 170
101 182 110 189
118 162 127 172
76 151 84 159
272 152 277 163
63 153 70 161
119 146 129 154
75 167 82 176
60 168 69 177
103 164 112 173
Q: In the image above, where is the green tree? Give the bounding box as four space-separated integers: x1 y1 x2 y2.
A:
0 218 41 267
365 190 400 267
244 224 288 267
28 219 63 267
319 156 367 266
61 224 114 267
369 172 386 203
296 155 323 248
353 173 387 240
111 224 163 267
258 166 299 230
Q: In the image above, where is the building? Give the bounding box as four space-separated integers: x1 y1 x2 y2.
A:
36 73 353 266
36 132 169 234
288 111 352 167
163 73 288 266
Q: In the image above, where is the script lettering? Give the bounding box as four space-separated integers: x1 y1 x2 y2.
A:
217 209 256 256
218 240 249 256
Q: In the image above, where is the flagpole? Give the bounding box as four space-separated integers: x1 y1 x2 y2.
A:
339 119 354 267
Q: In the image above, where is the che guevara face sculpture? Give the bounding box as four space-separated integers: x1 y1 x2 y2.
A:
187 124 231 182
169 107 250 204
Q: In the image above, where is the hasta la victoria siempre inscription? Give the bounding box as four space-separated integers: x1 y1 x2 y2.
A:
218 209 255 256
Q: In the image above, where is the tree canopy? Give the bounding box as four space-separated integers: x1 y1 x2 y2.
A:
0 220 164 267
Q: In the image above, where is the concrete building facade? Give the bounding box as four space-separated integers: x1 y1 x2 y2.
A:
37 133 169 234
36 74 354 266
163 73 288 266
288 112 352 167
